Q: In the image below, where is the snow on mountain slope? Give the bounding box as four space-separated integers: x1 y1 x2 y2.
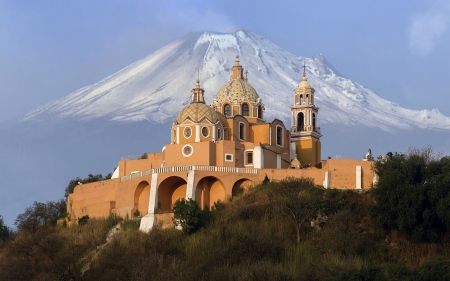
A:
19 29 450 131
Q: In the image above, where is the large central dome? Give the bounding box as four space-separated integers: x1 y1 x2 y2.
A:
215 79 260 104
214 55 260 104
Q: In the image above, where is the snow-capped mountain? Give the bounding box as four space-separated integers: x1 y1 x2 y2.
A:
19 29 450 131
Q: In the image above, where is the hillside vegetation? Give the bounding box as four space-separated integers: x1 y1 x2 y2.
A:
1 148 450 280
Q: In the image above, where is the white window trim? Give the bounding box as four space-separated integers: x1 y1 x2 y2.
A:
239 121 245 141
244 149 254 166
201 126 210 138
225 153 233 162
275 125 284 147
182 144 194 157
183 126 192 139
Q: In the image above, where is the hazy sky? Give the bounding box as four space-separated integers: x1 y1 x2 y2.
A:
1 0 450 122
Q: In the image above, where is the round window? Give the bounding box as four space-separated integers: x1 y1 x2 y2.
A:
184 127 192 138
201 126 209 137
182 145 193 157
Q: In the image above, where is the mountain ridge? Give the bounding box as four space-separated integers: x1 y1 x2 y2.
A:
12 29 450 131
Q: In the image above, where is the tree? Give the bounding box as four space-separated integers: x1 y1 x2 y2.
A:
369 148 450 242
273 177 325 244
172 198 203 234
0 215 11 242
15 200 67 233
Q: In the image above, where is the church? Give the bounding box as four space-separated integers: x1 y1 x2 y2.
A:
67 56 375 231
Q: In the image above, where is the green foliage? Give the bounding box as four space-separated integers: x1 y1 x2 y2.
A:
14 199 67 233
172 198 204 234
328 267 387 281
0 215 11 242
416 256 450 281
4 177 450 280
369 149 450 242
78 215 89 226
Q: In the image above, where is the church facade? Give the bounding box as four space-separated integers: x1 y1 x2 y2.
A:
67 56 375 231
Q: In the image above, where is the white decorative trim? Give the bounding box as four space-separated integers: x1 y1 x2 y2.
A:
244 149 254 166
225 153 233 162
195 125 200 142
182 144 194 157
356 166 362 189
183 126 192 139
201 126 210 138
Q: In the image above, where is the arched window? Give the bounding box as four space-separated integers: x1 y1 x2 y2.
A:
297 112 304 131
300 95 303 104
306 95 309 104
312 113 316 131
239 123 245 140
276 126 283 146
242 104 249 116
224 104 231 117
258 105 262 119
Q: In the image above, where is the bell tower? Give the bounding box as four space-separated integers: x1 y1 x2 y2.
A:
290 65 322 167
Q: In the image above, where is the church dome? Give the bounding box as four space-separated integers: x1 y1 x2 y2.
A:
176 102 219 124
214 55 260 104
215 79 260 104
297 77 311 89
175 79 220 124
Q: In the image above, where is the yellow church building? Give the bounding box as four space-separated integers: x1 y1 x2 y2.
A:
67 56 376 231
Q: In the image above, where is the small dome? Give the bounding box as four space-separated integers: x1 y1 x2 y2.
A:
297 74 311 89
176 103 219 124
215 79 260 104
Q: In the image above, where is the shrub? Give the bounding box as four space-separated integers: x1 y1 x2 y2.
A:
78 215 89 226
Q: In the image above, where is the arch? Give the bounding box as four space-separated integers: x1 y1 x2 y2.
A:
276 125 283 146
232 178 254 197
258 105 263 119
312 113 316 131
224 104 231 117
195 176 225 210
158 176 187 211
300 95 303 104
297 112 305 131
239 122 245 141
134 181 150 216
242 103 249 116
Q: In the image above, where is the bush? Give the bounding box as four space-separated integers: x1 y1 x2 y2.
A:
369 149 450 242
78 215 89 226
172 198 205 234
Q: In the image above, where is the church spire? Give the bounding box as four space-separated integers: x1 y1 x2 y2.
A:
190 79 205 103
231 55 244 80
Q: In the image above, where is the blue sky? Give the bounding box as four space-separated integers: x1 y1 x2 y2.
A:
1 0 450 122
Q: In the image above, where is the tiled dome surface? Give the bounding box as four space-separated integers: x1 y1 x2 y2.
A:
176 103 219 124
215 79 259 104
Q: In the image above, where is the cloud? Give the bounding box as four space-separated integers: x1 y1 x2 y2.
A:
408 1 450 55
